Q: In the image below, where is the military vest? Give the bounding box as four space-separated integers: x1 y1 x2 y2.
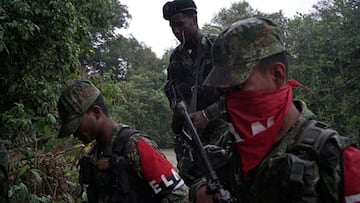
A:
165 35 220 112
250 119 345 203
79 126 159 203
211 118 345 203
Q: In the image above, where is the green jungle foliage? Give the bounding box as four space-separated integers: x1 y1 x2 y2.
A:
286 0 360 143
0 0 359 201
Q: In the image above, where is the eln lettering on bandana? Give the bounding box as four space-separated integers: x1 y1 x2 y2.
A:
226 81 300 177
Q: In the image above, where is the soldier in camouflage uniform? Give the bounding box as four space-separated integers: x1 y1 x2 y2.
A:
57 80 188 203
193 17 342 203
162 0 228 188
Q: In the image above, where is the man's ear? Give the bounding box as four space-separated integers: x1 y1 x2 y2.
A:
271 62 286 88
191 15 198 26
89 105 102 120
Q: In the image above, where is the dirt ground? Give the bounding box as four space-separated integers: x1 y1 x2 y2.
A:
161 148 177 167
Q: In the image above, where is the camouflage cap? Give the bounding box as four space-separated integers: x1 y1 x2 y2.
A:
57 80 100 138
204 17 286 88
163 0 197 20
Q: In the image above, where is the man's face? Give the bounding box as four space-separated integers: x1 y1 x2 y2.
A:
73 110 98 144
169 13 197 44
238 66 278 92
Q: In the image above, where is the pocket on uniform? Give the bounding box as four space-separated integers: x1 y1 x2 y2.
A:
282 153 319 201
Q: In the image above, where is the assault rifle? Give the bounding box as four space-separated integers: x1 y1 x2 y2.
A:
173 100 234 203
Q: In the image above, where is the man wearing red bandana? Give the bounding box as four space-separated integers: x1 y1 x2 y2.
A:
193 17 343 203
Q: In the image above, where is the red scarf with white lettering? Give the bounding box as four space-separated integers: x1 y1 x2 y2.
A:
226 85 293 177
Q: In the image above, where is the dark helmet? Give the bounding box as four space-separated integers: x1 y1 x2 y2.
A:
204 17 286 88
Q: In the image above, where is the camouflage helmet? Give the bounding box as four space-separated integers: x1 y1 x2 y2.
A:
204 17 286 88
57 80 100 138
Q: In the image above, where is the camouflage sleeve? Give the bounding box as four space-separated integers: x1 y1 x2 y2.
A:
125 135 144 178
204 95 227 122
160 184 189 203
316 139 342 203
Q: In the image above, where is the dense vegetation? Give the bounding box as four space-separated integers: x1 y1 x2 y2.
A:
0 0 358 201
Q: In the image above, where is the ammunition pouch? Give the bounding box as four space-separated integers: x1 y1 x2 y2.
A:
281 153 319 202
253 152 319 203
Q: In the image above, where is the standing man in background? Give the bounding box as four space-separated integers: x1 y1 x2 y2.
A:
162 0 228 193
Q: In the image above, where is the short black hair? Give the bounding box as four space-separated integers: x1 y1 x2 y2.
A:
258 51 289 79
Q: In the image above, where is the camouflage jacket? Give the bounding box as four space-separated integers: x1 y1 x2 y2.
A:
164 35 228 136
191 100 342 203
85 125 188 203
164 35 229 186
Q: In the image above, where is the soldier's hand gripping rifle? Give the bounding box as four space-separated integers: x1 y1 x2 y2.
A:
174 101 234 203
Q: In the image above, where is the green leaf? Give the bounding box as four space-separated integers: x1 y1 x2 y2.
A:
30 168 42 183
45 137 55 152
18 183 29 200
19 164 30 176
47 113 57 124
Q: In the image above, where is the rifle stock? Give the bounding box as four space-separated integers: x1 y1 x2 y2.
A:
175 101 234 203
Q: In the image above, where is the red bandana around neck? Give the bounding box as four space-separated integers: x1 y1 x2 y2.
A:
226 85 293 178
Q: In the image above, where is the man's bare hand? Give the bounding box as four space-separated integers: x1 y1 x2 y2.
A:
196 185 214 203
190 110 209 129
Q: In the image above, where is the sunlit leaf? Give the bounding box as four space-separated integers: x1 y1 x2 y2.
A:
19 164 30 176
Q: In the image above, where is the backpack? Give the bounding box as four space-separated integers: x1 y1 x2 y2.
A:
79 125 162 203
110 126 158 203
291 120 360 203
111 126 181 203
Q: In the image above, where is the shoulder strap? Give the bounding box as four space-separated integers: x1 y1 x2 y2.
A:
189 38 203 112
189 35 214 112
110 126 153 202
289 119 340 157
112 125 138 155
